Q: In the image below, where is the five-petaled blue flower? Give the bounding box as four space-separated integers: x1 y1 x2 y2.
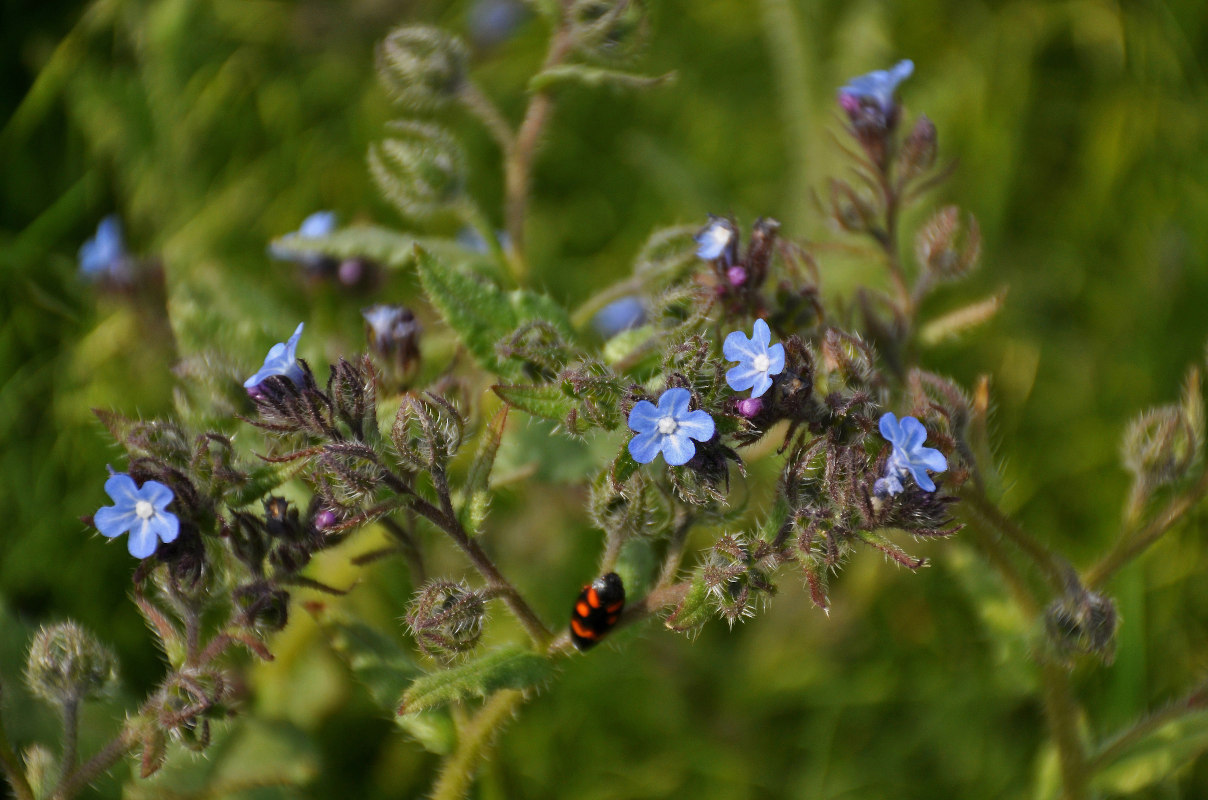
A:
269 211 337 264
723 319 785 399
79 216 128 279
628 388 715 466
838 59 914 114
94 473 180 558
695 217 738 264
244 323 306 393
875 411 948 496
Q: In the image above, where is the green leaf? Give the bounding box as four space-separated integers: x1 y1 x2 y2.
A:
317 615 418 713
529 65 676 93
397 645 554 717
918 289 1007 346
458 406 509 534
1092 709 1208 794
417 248 573 379
271 225 428 270
492 383 577 422
665 576 711 635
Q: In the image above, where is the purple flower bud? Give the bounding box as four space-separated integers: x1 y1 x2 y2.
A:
314 509 338 530
736 397 763 418
338 259 365 286
726 266 748 287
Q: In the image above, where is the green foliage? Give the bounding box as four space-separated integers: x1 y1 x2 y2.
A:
397 645 555 717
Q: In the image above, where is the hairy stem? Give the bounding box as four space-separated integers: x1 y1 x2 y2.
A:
59 696 80 784
53 724 136 800
381 471 553 648
957 485 1069 597
503 18 575 280
0 686 35 800
1085 467 1208 590
1089 683 1208 773
1041 659 1090 800
430 689 525 800
458 81 515 153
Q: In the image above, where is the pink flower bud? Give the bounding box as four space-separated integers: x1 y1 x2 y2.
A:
727 266 748 287
737 397 764 418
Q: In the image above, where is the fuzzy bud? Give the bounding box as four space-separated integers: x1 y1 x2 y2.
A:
700 534 780 628
1045 585 1118 664
1122 405 1200 488
726 266 748 287
313 508 338 531
376 26 469 110
569 0 647 61
897 114 937 183
406 580 487 660
25 621 118 706
363 304 422 387
915 206 981 281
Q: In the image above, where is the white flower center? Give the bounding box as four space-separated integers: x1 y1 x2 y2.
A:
135 500 155 520
656 415 679 435
752 353 770 373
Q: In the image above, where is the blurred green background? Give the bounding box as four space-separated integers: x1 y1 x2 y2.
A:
4 0 1208 797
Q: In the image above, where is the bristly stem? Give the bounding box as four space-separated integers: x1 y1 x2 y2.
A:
430 689 525 800
380 470 553 648
957 484 1070 597
458 81 515 154
1089 682 1208 774
0 685 35 800
877 170 912 314
58 696 81 784
1085 467 1208 590
53 722 137 800
503 9 576 281
1041 659 1091 800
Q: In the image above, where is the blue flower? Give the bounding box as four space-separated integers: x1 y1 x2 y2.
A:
94 473 180 558
78 216 128 279
695 217 738 264
838 59 914 114
244 323 306 392
269 211 337 264
593 296 646 338
723 319 785 399
875 411 948 495
628 388 715 466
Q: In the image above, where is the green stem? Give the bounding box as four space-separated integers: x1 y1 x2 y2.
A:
957 485 1069 597
503 16 576 281
757 0 813 233
52 724 136 800
458 81 515 153
59 696 80 784
1041 659 1090 800
430 689 525 800
0 686 35 800
1089 684 1208 773
1085 467 1208 590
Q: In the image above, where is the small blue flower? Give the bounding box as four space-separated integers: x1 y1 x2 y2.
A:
723 319 785 399
695 216 738 264
628 388 715 466
244 323 306 392
875 411 948 495
79 216 128 279
269 211 337 264
593 296 646 338
94 473 180 558
838 59 914 114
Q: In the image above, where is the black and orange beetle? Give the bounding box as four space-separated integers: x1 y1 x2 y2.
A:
570 572 625 651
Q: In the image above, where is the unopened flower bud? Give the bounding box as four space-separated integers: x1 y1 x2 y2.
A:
700 534 779 628
1045 585 1118 664
376 26 469 110
1123 405 1200 488
406 580 487 660
897 114 937 183
915 206 981 281
569 0 647 61
726 266 748 287
234 582 290 633
25 622 118 706
313 508 338 531
363 304 422 385
737 397 763 418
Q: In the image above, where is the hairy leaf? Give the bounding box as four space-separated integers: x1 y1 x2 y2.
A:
397 644 554 716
